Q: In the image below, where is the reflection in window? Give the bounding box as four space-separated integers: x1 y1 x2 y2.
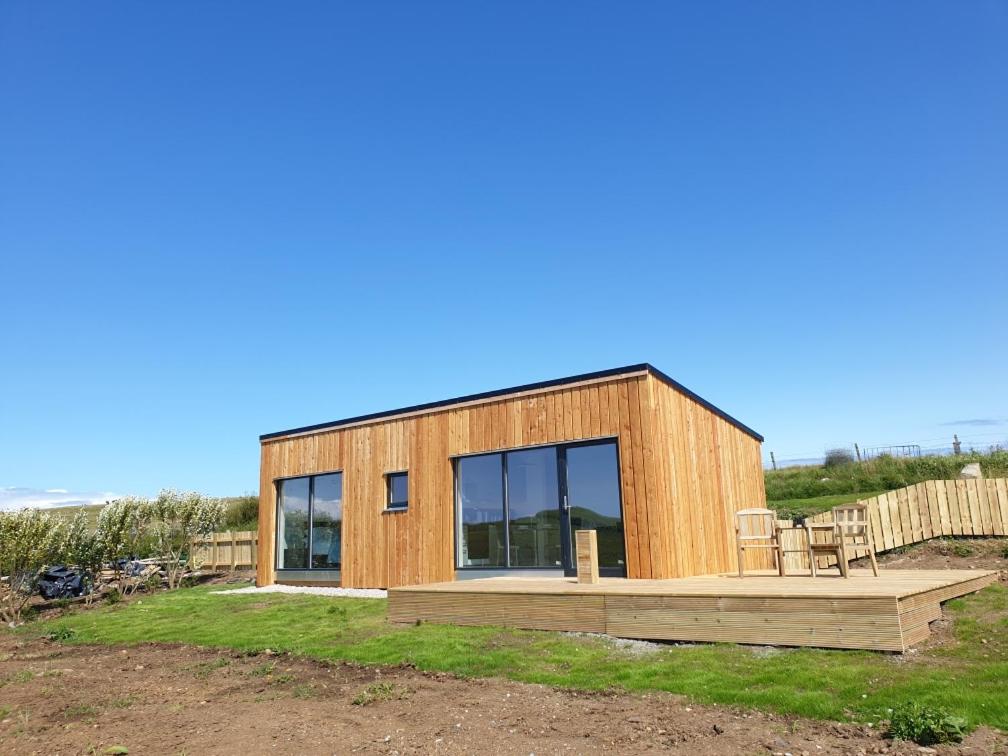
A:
456 454 505 567
311 473 342 569
276 472 343 571
565 443 625 568
387 472 408 510
506 448 561 567
277 477 310 569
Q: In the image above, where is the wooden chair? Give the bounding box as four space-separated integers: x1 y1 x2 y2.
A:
833 504 879 577
806 521 848 578
806 504 880 578
735 508 785 577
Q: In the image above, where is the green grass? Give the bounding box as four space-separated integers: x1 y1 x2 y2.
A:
20 582 1008 730
765 449 1008 501
768 491 887 521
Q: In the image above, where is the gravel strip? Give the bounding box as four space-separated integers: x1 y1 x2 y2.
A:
211 584 387 598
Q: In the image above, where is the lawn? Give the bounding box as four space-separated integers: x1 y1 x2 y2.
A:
24 582 1008 730
768 490 887 520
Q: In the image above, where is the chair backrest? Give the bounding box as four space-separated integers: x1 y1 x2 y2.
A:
735 508 777 540
833 504 869 537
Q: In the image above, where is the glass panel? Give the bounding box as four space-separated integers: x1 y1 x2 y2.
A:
506 447 561 567
388 473 408 508
277 477 310 569
456 454 505 567
311 473 342 569
565 442 625 569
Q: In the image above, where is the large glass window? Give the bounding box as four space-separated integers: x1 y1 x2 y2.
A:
455 440 626 573
456 454 505 567
506 448 561 567
311 473 343 569
276 472 343 570
277 477 310 569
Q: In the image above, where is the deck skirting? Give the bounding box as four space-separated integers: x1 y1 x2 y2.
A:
388 569 1000 651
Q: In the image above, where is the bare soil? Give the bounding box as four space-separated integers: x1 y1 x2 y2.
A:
866 537 1008 572
1 637 1005 756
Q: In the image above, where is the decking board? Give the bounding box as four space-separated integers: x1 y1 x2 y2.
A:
389 569 1000 651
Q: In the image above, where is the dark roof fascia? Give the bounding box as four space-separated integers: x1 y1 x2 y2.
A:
260 363 763 443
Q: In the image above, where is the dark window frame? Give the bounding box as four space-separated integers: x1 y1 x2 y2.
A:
452 436 626 576
274 469 343 572
385 470 409 511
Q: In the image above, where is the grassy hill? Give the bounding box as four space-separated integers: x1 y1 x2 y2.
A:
765 449 1008 519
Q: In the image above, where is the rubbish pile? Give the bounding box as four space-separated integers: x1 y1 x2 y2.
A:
37 565 89 600
31 557 199 603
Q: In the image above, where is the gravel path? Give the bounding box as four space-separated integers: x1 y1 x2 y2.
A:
211 584 387 598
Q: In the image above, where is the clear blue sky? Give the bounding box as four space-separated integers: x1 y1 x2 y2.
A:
1 2 1005 507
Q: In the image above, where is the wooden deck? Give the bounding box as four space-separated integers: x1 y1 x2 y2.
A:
388 569 1001 651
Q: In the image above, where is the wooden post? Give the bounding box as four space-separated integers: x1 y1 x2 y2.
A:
854 443 861 462
211 533 219 572
230 531 237 571
770 451 777 471
251 531 257 571
575 530 599 584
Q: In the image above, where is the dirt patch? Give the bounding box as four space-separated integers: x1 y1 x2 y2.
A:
0 636 1004 755
855 537 1008 572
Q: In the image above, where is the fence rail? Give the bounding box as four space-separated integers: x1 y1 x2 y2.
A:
775 478 1008 573
191 530 258 571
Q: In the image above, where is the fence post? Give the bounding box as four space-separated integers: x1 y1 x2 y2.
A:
251 531 258 571
854 443 861 462
211 533 219 572
770 451 777 471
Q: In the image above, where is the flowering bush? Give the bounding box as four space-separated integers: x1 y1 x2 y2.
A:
0 508 65 622
146 489 224 589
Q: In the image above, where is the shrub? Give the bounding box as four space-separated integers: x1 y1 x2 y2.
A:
0 509 65 622
60 507 103 603
146 489 224 589
222 495 259 530
824 448 856 468
95 497 148 568
886 701 966 745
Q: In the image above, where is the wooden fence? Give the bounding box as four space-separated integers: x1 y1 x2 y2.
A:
190 530 258 571
777 478 1008 573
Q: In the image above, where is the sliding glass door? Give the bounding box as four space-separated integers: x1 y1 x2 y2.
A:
563 442 625 570
455 439 625 575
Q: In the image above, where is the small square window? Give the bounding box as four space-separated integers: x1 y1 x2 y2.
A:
387 471 408 510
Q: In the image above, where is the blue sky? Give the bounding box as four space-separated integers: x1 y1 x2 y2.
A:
1 2 1006 506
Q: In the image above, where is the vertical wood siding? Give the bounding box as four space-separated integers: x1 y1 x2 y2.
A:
257 372 765 587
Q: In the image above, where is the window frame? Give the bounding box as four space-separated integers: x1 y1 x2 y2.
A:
385 470 409 512
274 469 343 571
452 437 626 574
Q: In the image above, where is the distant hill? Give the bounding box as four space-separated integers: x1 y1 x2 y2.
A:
28 495 259 532
765 448 1008 502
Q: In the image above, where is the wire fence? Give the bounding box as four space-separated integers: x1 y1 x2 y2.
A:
767 437 1007 470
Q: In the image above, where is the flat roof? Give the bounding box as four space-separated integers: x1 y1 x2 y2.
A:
260 363 763 442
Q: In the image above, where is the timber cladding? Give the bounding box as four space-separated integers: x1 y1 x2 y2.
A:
257 366 765 588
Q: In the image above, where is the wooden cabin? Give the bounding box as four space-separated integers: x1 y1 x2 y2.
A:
256 364 765 588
